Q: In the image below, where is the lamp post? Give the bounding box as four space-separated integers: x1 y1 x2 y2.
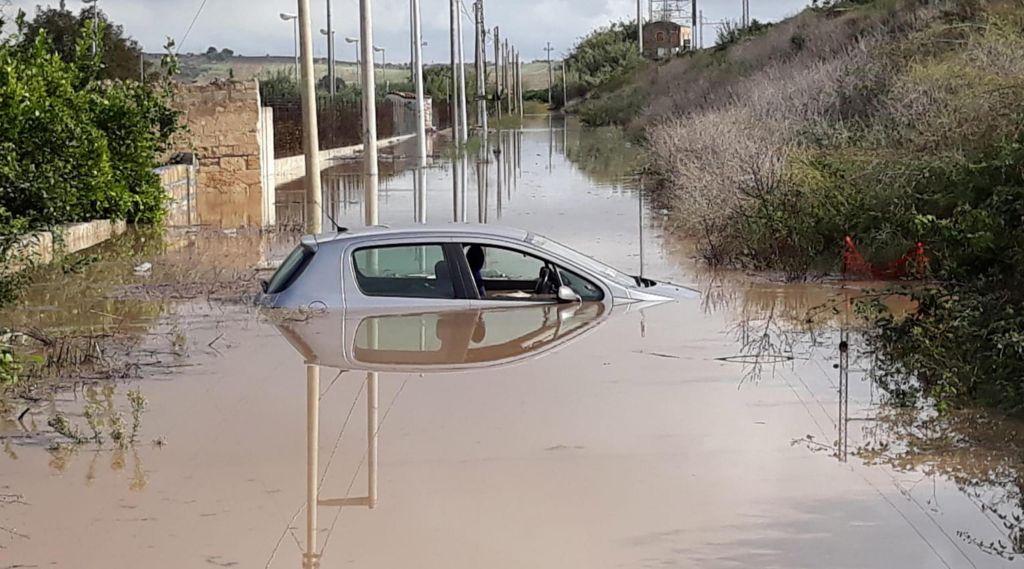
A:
320 28 336 95
82 0 99 56
373 45 386 94
346 36 361 87
280 12 298 78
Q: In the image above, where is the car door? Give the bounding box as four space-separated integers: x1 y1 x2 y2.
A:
342 238 475 312
455 239 611 308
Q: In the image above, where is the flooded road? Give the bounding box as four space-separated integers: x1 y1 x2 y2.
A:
3 115 1024 568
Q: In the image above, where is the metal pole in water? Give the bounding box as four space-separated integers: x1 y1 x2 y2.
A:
562 60 567 108
494 27 501 121
360 0 379 226
475 1 488 134
297 0 323 234
412 0 428 224
455 0 469 144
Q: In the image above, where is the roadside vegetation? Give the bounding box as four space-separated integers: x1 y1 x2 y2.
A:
625 0 1024 412
0 6 181 305
548 21 648 125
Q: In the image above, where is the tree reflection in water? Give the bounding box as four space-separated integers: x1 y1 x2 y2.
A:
721 283 1024 561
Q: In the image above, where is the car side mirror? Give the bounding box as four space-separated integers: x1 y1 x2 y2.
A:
557 285 581 303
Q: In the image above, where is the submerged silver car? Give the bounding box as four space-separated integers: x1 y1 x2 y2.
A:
258 224 696 311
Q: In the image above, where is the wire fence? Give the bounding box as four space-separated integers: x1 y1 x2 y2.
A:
264 95 452 159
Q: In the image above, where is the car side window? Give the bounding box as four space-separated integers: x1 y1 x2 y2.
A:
558 267 605 301
463 244 561 302
353 244 456 299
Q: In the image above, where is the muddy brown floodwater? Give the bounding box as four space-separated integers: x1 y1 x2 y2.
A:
3 115 1024 568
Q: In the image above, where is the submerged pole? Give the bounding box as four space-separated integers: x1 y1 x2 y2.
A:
360 0 379 226
297 0 322 234
412 0 428 224
455 0 469 144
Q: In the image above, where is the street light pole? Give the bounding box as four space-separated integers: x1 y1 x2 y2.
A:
373 46 387 93
320 29 336 95
280 13 299 79
326 0 335 95
82 0 99 56
544 41 554 106
411 0 427 224
359 0 379 226
345 36 360 87
294 0 322 234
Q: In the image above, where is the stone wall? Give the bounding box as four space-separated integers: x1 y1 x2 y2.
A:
172 79 265 227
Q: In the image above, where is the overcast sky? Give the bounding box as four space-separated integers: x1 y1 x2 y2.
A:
3 0 810 62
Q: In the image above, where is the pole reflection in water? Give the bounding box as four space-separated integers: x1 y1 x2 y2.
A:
460 153 469 223
495 128 504 220
476 139 488 223
548 113 553 173
304 364 319 569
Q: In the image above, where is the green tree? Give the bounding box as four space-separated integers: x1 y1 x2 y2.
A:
18 1 145 81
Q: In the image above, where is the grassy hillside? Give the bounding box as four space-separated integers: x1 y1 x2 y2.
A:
619 0 1024 412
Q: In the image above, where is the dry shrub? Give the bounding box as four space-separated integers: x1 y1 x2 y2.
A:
646 37 884 264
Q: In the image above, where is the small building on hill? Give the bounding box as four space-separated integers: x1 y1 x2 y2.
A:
642 21 692 59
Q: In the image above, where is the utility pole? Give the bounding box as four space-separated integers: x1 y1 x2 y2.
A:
503 40 511 116
561 59 567 108
297 0 322 234
517 50 523 118
412 0 427 223
450 0 460 141
494 26 501 120
637 0 644 53
326 0 335 95
694 0 700 48
544 42 554 106
455 0 468 144
360 0 379 226
474 1 487 133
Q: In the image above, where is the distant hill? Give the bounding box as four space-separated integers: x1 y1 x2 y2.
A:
153 52 555 90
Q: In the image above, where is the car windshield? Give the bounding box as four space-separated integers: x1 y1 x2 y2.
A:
526 234 637 289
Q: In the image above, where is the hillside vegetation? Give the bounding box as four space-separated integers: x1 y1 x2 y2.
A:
617 0 1024 411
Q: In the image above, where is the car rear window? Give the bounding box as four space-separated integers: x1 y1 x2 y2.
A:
352 244 455 299
266 245 315 294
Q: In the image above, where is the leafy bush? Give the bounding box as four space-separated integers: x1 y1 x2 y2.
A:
0 14 180 232
577 86 647 127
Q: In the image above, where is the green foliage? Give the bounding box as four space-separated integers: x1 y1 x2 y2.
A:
715 19 774 49
576 85 647 126
0 343 19 386
18 3 145 81
0 33 115 228
0 14 180 231
566 21 643 90
0 9 182 306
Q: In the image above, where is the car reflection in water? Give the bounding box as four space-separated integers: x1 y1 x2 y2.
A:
276 301 611 373
273 301 624 568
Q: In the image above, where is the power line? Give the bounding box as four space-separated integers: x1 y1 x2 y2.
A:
176 0 210 53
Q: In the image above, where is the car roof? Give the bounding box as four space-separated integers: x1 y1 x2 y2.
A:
308 223 531 245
